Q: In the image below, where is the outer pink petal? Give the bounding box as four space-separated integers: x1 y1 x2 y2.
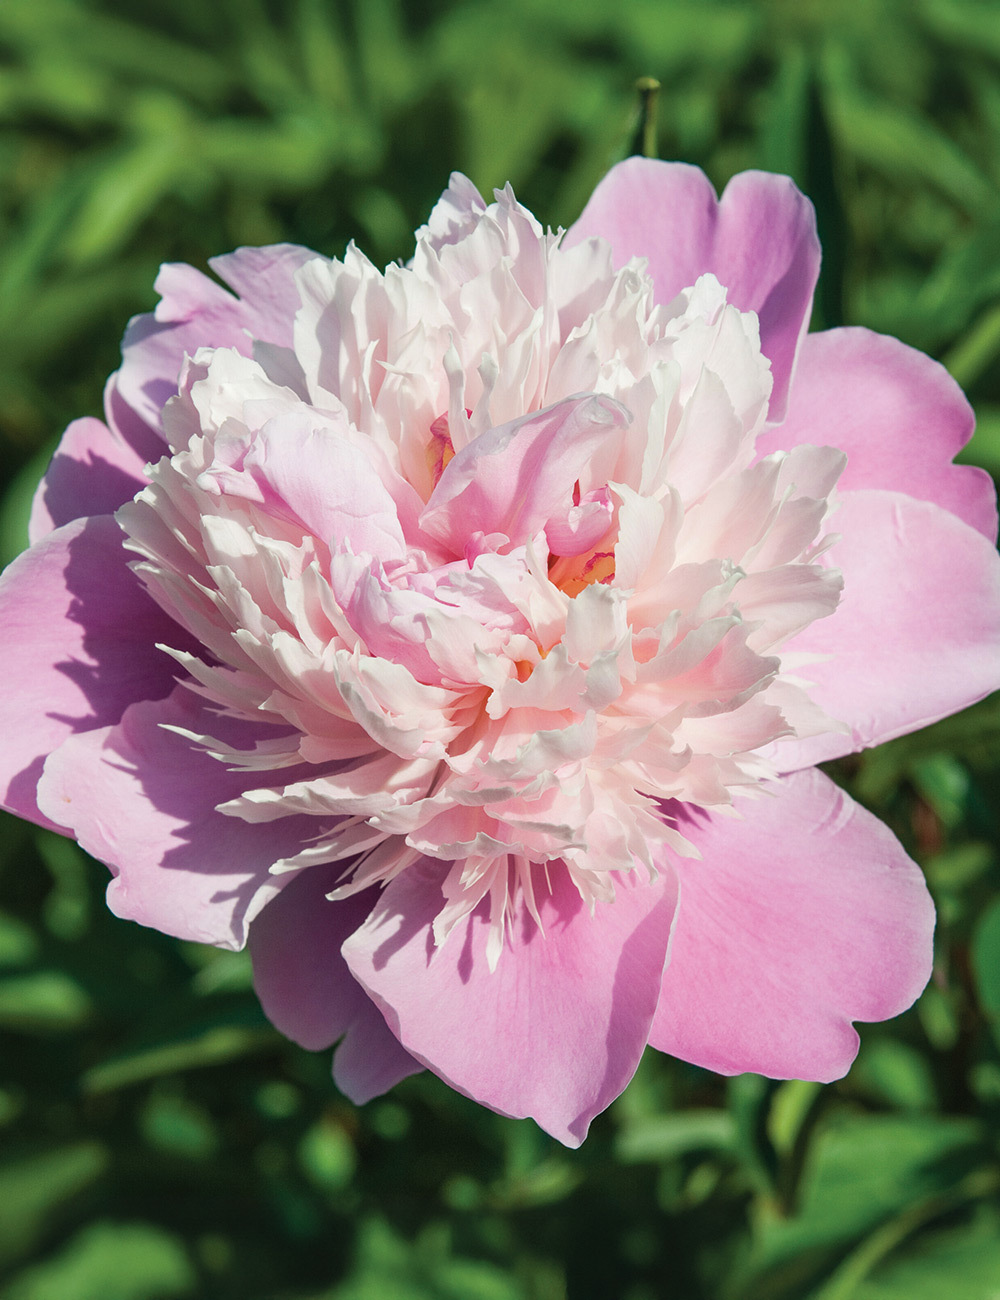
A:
649 769 935 1080
342 860 679 1147
0 516 192 830
249 865 422 1103
29 416 151 544
101 372 175 481
756 328 998 540
116 244 316 437
36 686 323 949
566 159 819 420
769 489 1000 770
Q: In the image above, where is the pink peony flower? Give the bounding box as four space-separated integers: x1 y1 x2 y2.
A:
3 161 999 1145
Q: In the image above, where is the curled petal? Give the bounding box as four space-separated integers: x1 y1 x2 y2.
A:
420 394 629 555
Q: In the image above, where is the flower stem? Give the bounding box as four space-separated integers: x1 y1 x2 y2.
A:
634 76 660 159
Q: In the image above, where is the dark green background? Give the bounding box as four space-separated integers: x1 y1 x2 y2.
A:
2 1 1000 1296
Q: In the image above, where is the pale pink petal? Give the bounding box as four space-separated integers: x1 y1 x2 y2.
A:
29 417 150 543
236 415 406 558
566 158 819 419
36 686 322 949
756 328 998 540
342 860 678 1146
649 769 935 1080
420 172 488 250
544 486 614 557
116 245 316 436
768 490 1000 770
420 394 629 555
208 245 320 328
0 516 191 830
249 865 422 1102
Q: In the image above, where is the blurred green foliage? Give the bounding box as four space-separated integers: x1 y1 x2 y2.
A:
1 0 1000 1296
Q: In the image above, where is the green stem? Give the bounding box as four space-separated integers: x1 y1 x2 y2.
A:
634 76 660 159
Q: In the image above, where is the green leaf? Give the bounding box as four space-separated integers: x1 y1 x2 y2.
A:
618 1 760 71
853 1220 1000 1298
0 970 92 1031
0 911 40 968
186 947 254 995
36 830 93 942
431 17 584 191
925 842 994 895
0 0 229 102
353 0 419 113
139 1089 220 1161
82 1019 276 1093
757 46 813 184
850 1039 938 1113
298 1119 357 1195
732 1115 987 1299
294 0 356 113
810 1173 1000 1300
330 1217 524 1300
729 1074 780 1197
945 304 1000 389
616 1108 736 1165
3 1220 196 1300
0 1142 107 1270
0 442 54 567
904 218 1000 351
909 753 970 828
917 979 962 1052
820 43 993 213
60 137 188 268
971 894 1000 1026
919 0 1000 64
488 1157 582 1210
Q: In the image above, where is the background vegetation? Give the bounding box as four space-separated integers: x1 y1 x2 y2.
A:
1 0 1000 1295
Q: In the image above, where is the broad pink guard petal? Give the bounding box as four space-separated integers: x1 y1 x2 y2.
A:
342 860 678 1146
29 416 152 543
566 158 820 419
250 865 422 1102
0 515 192 829
37 687 322 948
767 490 1000 770
756 327 998 539
649 769 935 1080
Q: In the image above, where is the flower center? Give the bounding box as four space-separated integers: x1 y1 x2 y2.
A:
548 548 616 598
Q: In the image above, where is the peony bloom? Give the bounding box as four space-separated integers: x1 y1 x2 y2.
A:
2 160 999 1146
